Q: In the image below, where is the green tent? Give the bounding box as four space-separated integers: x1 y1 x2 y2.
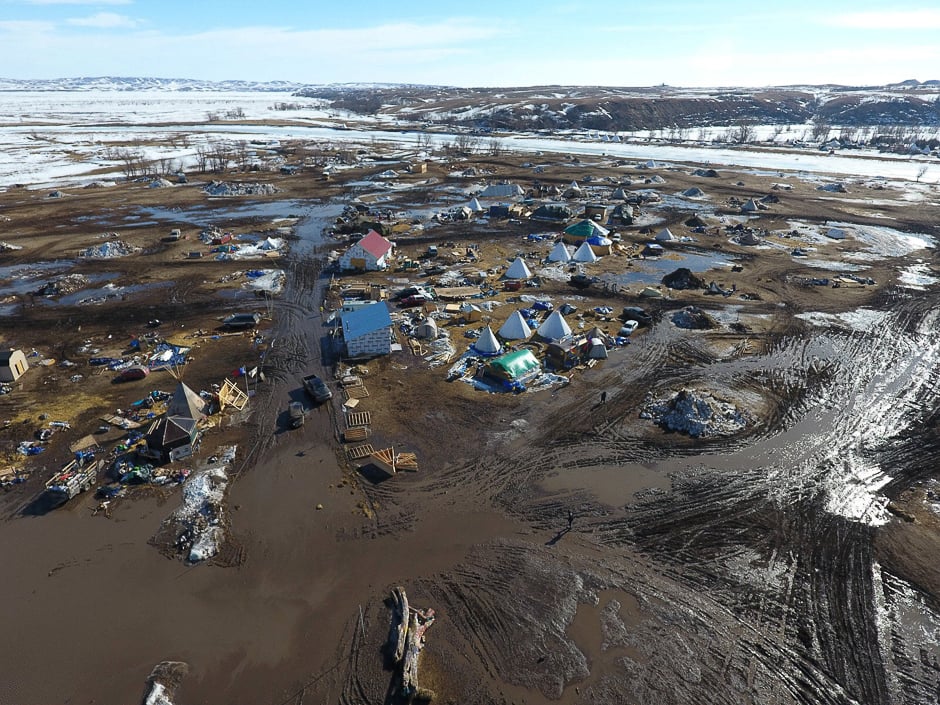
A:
563 219 609 243
486 349 541 381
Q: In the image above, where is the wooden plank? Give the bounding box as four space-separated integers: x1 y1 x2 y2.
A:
346 411 372 428
346 444 375 460
396 452 419 472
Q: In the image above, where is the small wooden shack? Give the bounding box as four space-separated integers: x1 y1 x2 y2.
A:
0 349 28 382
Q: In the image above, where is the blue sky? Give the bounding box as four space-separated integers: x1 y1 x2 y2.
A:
1 0 938 86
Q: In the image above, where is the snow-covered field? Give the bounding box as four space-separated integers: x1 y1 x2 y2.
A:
1 91 939 188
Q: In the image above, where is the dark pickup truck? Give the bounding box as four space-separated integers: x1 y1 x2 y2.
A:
302 374 333 403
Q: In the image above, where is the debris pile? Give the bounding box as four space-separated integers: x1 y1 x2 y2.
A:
203 181 279 196
78 240 139 258
386 586 436 702
662 267 705 290
671 306 717 329
642 388 749 437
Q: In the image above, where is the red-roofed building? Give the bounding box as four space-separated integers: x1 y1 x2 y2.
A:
339 230 394 271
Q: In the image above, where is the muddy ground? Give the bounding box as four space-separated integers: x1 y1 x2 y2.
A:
1 147 939 705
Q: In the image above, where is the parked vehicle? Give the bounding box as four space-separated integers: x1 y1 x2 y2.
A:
619 320 639 336
45 454 105 503
399 294 431 308
302 374 333 403
222 312 261 330
112 364 150 383
289 401 305 428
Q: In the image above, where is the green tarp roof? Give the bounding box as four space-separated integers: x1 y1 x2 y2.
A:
488 349 540 379
563 219 609 239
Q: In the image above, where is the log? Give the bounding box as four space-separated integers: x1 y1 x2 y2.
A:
386 586 409 664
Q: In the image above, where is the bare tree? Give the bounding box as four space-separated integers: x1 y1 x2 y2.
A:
916 165 929 182
733 120 755 144
487 137 504 156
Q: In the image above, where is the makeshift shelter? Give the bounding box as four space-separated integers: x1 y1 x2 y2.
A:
654 228 678 242
685 214 709 228
537 310 572 341
682 187 706 198
588 338 608 359
826 227 847 240
547 241 572 263
572 241 599 263
639 286 664 298
498 311 532 340
0 349 28 383
611 186 630 200
530 203 572 223
563 219 609 245
587 235 612 256
736 231 761 246
342 302 395 358
460 303 483 322
339 230 394 271
468 197 484 212
414 318 438 340
167 381 208 420
740 199 761 213
142 415 199 463
478 183 524 199
485 349 541 383
564 181 582 197
504 257 533 280
472 326 503 356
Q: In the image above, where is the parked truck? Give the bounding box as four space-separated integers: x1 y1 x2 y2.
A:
289 400 305 428
302 373 333 403
45 454 105 503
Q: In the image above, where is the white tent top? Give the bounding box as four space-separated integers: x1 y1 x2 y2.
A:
572 241 599 262
537 310 572 341
639 286 664 298
654 228 678 242
472 326 503 355
468 197 484 212
505 257 533 279
498 310 533 340
167 381 207 420
479 183 524 199
740 199 759 212
547 241 572 263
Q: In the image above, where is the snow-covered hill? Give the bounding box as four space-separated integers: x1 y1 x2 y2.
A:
0 76 307 92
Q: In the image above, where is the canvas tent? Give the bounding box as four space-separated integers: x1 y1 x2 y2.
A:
563 219 609 244
537 310 572 341
547 241 572 263
472 326 503 356
414 318 438 339
504 257 533 280
572 241 599 262
682 187 706 198
611 187 630 200
740 199 761 213
654 228 678 242
167 381 208 420
478 183 524 199
498 311 532 340
468 197 484 212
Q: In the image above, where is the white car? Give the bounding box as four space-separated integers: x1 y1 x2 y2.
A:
619 320 638 336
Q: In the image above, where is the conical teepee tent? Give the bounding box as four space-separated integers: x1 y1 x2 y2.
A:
740 199 759 213
611 187 629 200
654 228 678 242
504 257 533 280
468 197 484 212
498 311 532 340
167 381 207 420
572 241 599 262
547 241 572 263
472 326 503 356
537 310 572 341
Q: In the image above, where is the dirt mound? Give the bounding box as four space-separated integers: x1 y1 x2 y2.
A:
203 181 279 196
662 267 705 290
641 388 749 437
671 306 717 329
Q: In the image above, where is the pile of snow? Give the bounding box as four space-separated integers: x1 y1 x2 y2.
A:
0 241 23 252
230 236 285 259
148 178 175 188
642 389 749 437
175 467 228 563
84 180 116 188
817 183 847 193
672 306 717 329
78 240 139 258
203 181 279 196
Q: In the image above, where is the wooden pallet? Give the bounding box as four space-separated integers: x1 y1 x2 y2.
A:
369 447 397 474
346 444 375 460
395 452 419 472
344 384 370 400
343 427 370 443
346 411 372 428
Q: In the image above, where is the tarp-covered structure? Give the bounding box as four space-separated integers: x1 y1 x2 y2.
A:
485 349 541 382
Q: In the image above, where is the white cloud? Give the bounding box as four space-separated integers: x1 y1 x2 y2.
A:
67 12 137 28
0 20 54 32
827 9 940 29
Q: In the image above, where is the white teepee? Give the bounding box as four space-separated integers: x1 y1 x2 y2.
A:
468 197 484 212
504 257 533 279
537 310 572 340
472 326 503 356
498 311 533 340
547 241 572 263
654 228 678 242
572 241 598 262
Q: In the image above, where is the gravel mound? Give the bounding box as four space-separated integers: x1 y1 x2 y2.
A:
203 181 279 196
642 388 749 437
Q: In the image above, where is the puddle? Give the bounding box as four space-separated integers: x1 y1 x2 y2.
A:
38 279 173 306
602 250 736 286
541 462 671 506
